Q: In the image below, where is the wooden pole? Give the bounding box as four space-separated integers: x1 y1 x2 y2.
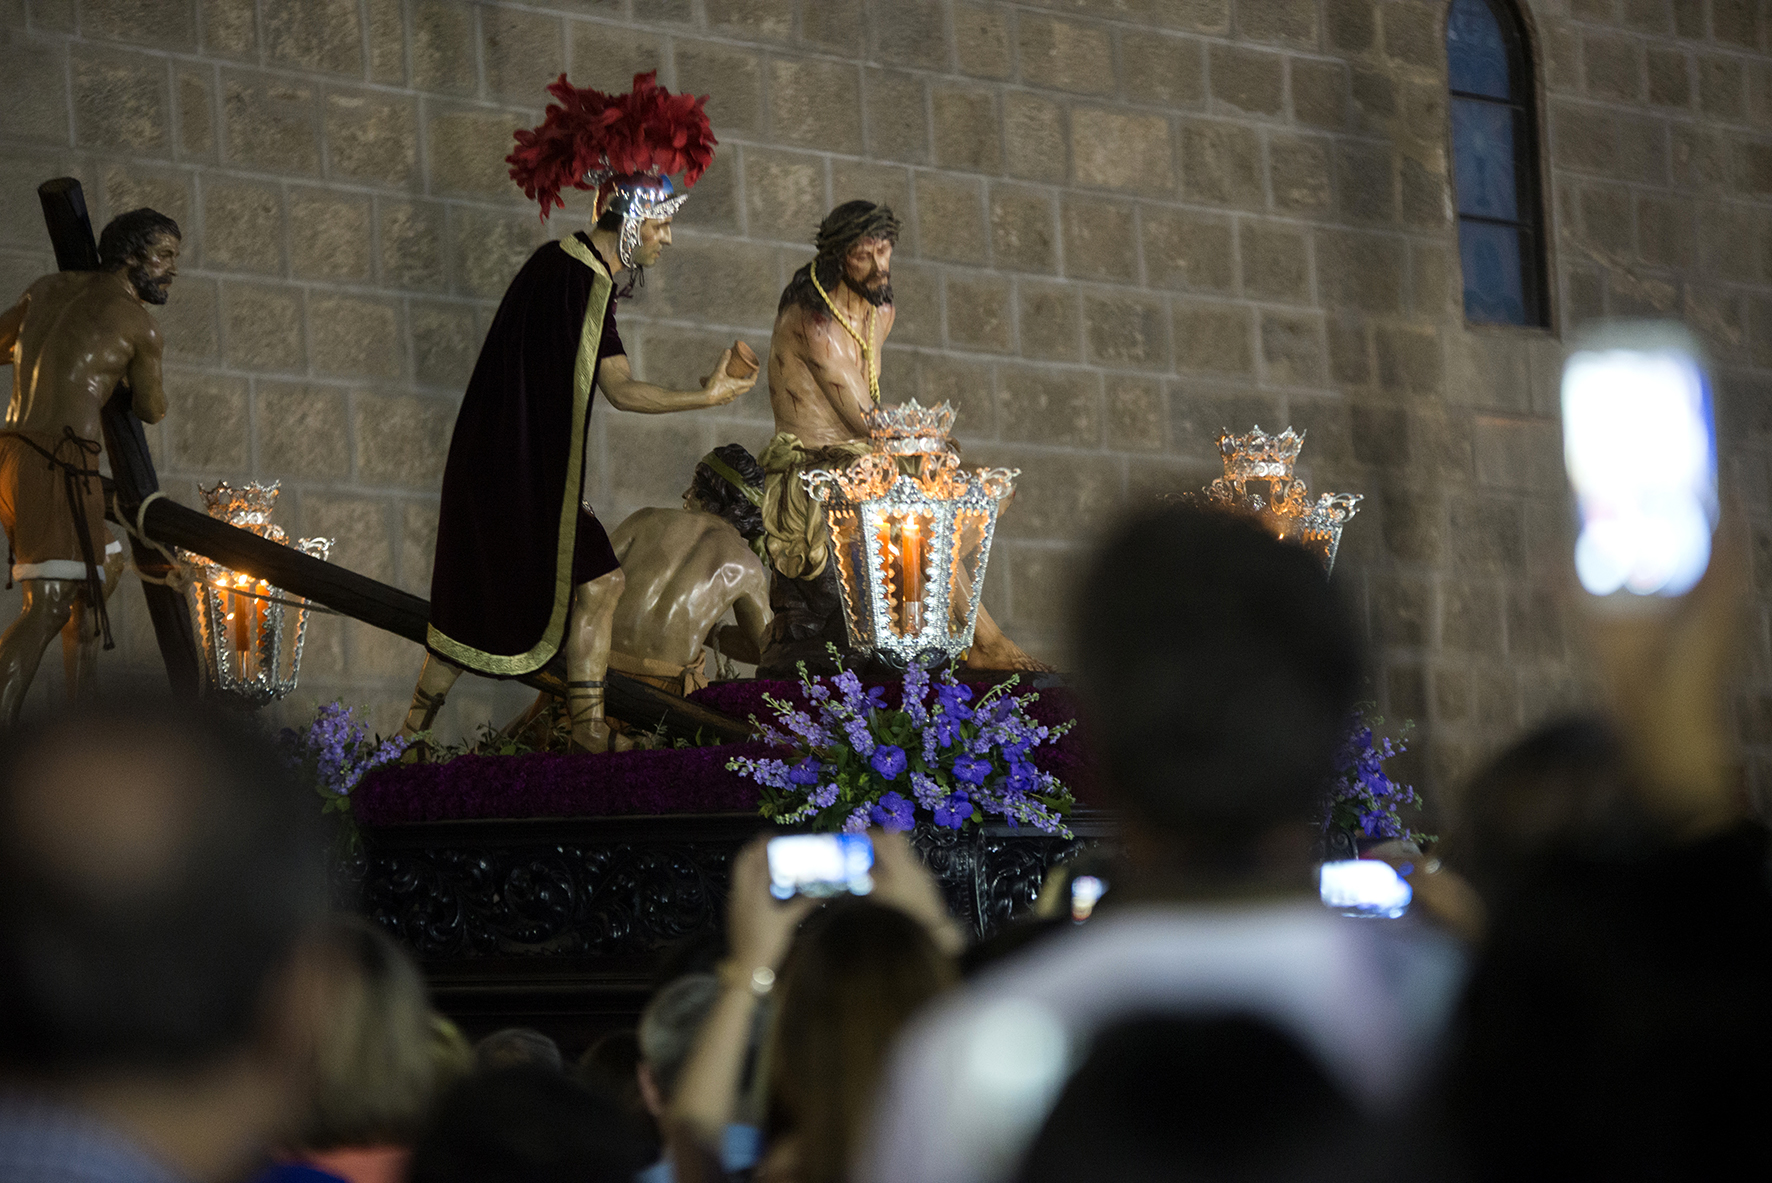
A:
36 178 101 271
126 494 751 742
37 178 203 695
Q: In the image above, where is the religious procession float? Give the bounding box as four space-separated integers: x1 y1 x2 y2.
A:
8 72 1413 1038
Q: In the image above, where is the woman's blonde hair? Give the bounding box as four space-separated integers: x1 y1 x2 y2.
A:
302 917 441 1149
763 898 957 1183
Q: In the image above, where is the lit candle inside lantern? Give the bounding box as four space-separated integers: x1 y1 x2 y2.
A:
229 573 251 660
899 515 924 635
221 570 271 676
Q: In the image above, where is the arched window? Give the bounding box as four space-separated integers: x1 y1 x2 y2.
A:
1446 0 1548 327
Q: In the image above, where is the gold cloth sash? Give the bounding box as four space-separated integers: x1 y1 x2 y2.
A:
758 432 872 581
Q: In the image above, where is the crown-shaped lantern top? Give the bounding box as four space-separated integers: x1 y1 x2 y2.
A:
200 480 288 544
866 399 958 455
1195 425 1362 574
1219 425 1305 481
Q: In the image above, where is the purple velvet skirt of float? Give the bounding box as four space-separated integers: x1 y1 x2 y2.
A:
571 506 621 586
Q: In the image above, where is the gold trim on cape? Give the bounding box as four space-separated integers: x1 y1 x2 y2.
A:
426 236 613 676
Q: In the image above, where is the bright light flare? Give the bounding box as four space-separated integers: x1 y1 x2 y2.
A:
1562 348 1716 598
1318 859 1412 919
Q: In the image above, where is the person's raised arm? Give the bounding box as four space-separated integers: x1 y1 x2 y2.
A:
598 347 755 414
668 836 815 1183
1582 509 1751 842
126 315 167 424
0 294 26 363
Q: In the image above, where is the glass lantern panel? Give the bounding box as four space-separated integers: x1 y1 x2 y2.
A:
948 508 989 633
278 604 305 689
828 505 874 649
193 582 223 684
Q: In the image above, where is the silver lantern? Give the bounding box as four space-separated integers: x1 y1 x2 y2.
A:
804 400 1018 669
182 481 332 707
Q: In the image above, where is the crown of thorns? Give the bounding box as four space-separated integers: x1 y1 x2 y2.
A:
814 201 901 260
507 71 716 220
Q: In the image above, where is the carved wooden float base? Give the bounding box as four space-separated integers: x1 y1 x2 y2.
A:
351 810 1114 1050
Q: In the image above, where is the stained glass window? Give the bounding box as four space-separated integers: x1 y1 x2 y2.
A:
1447 0 1547 327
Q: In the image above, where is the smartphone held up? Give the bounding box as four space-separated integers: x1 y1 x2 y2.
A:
766 833 875 900
1560 322 1718 602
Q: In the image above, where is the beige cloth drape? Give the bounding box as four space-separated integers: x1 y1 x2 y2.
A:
758 432 873 580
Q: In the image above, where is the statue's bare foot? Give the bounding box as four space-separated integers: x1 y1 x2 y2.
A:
398 738 431 765
966 605 1056 672
963 639 1056 673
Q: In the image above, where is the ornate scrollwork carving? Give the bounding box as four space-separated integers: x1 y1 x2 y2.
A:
358 817 1110 967
361 841 733 961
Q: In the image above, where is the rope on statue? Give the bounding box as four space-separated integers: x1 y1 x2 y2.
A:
114 490 344 616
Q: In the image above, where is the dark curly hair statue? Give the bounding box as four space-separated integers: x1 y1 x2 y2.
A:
97 208 181 271
779 200 900 316
690 443 765 542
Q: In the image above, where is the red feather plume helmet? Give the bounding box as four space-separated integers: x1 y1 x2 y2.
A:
508 72 716 267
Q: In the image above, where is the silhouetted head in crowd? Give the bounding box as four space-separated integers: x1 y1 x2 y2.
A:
407 1065 646 1183
765 897 958 1183
1069 506 1362 885
1450 715 1635 908
475 1026 562 1074
636 972 721 1117
298 917 450 1151
1015 1015 1376 1183
0 692 326 1070
578 1028 654 1157
0 690 327 1177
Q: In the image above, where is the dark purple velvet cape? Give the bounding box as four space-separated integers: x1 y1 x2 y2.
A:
425 233 621 676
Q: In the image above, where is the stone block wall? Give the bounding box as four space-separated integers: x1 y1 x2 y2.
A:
2 0 1772 817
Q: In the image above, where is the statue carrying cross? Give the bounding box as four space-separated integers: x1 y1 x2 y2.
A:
0 204 182 719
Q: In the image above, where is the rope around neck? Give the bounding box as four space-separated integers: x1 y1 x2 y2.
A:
809 265 880 404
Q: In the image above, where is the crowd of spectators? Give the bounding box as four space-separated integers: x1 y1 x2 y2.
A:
2 502 1768 1182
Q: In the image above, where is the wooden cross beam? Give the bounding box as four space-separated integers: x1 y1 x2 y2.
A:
37 178 750 744
133 494 751 741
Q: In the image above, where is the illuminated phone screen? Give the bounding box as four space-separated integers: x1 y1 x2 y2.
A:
766 833 874 900
1069 874 1106 923
1318 860 1412 920
1562 343 1717 598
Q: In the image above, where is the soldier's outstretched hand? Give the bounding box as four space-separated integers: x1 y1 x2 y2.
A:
700 341 760 407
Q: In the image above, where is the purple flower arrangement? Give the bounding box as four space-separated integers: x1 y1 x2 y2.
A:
728 658 1076 836
1324 708 1431 844
278 701 410 825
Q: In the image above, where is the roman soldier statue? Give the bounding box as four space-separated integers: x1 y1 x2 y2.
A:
398 72 756 754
